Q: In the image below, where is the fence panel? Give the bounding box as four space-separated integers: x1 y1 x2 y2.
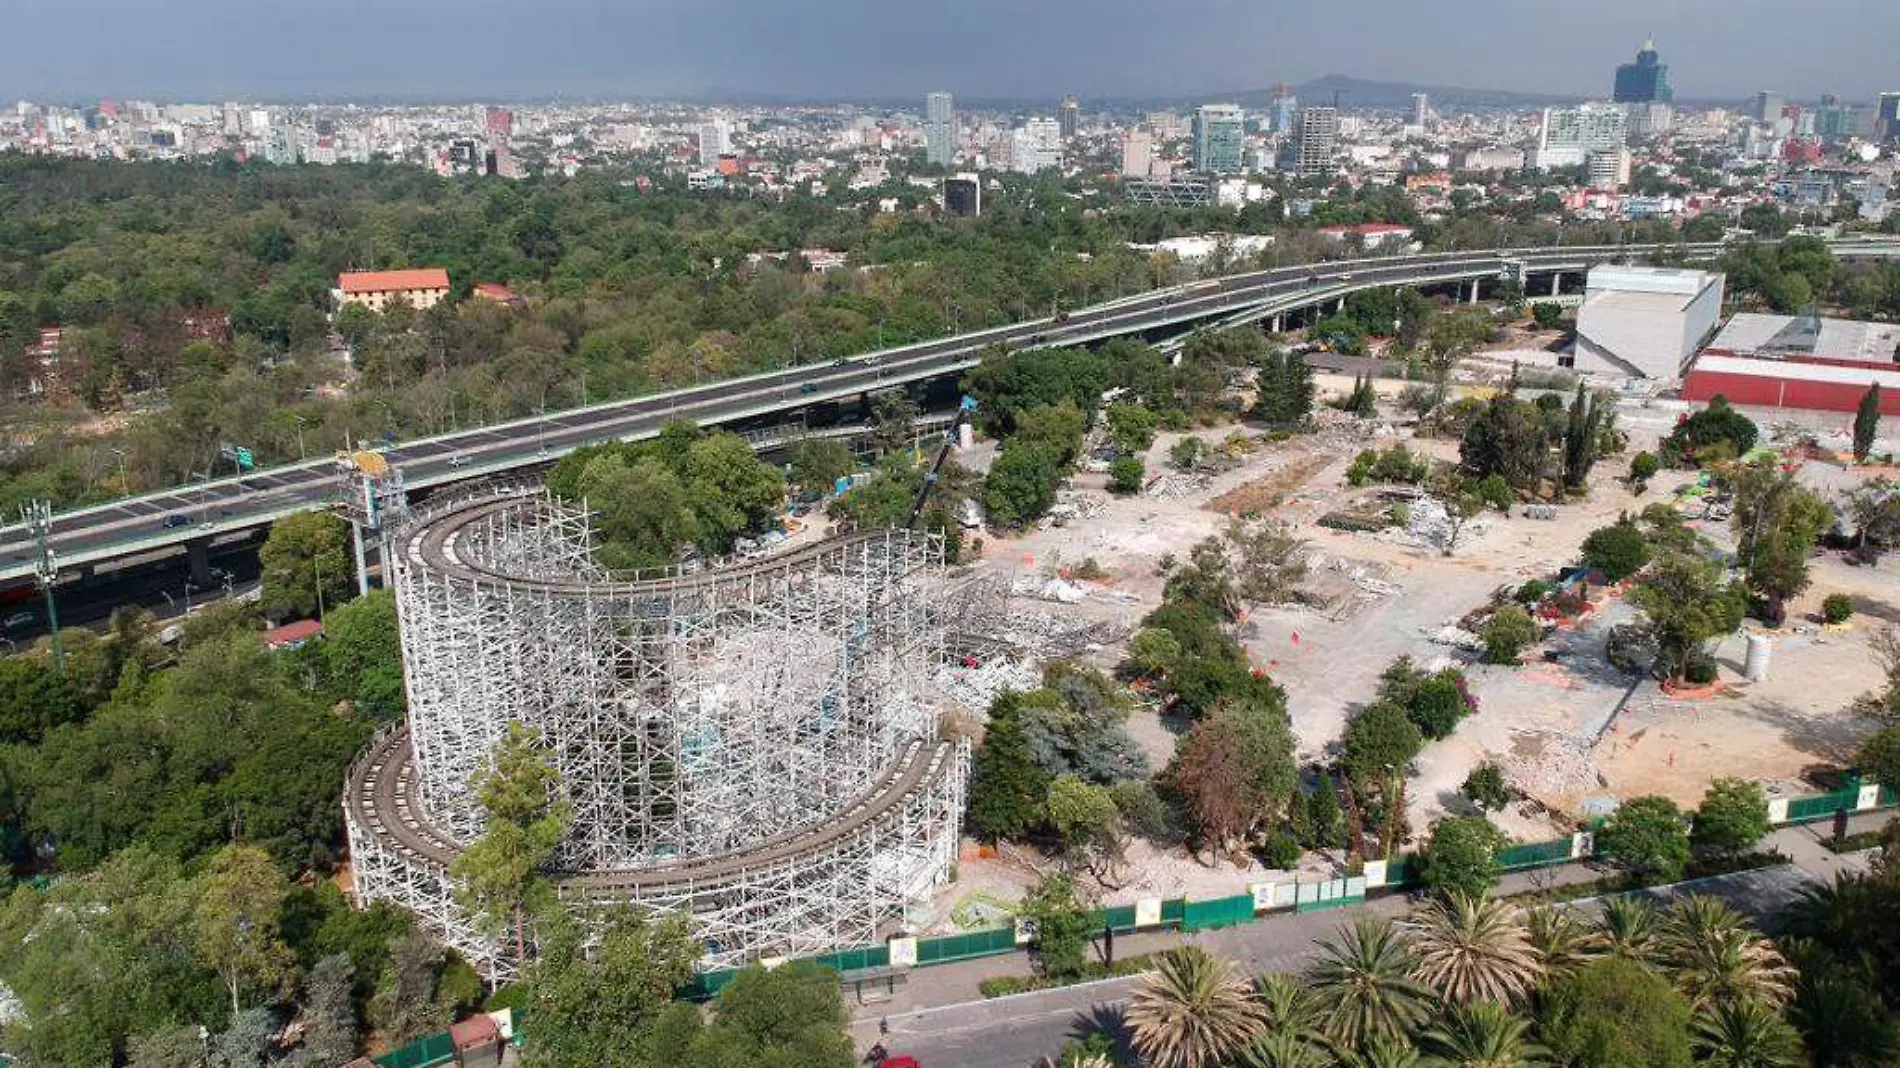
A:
1183 894 1256 931
915 926 1017 965
374 1031 455 1068
1100 904 1141 933
1786 788 1861 824
1383 856 1419 888
806 944 890 974
1159 898 1188 926
1497 837 1575 871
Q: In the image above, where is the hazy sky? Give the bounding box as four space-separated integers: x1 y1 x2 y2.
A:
5 0 1895 104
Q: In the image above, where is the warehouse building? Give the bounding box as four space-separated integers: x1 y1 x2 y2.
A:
1572 265 1725 379
1682 312 1900 415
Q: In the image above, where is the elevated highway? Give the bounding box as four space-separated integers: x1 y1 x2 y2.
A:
5 235 1897 583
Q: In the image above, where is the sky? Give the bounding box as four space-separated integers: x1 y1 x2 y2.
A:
4 0 1896 105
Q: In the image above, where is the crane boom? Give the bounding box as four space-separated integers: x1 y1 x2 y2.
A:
905 396 978 531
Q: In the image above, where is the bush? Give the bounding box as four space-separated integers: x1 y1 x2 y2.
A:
1530 302 1566 331
1661 395 1758 466
1481 605 1540 665
1108 457 1145 495
1514 579 1554 604
1628 451 1660 483
1407 671 1471 740
1418 815 1508 898
1477 474 1513 511
1684 657 1718 685
1461 762 1511 811
1539 957 1695 1068
1168 437 1204 471
1823 593 1854 624
1692 777 1771 856
1342 701 1425 783
1581 521 1651 582
1260 830 1302 870
1348 445 1429 487
1597 794 1692 881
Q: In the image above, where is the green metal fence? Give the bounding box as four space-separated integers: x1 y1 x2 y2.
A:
1785 786 1862 824
806 944 890 974
1099 904 1141 933
373 1031 454 1068
1182 894 1256 931
914 925 1017 965
1497 837 1574 871
1160 897 1187 926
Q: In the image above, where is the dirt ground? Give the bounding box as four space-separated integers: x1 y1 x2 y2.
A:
918 389 1900 923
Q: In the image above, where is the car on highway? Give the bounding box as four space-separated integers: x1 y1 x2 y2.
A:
799 382 819 394
3 610 36 630
162 514 191 529
447 454 471 467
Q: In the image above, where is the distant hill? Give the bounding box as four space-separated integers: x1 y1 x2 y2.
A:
1267 74 1582 111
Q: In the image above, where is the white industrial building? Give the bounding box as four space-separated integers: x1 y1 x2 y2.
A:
1572 265 1725 379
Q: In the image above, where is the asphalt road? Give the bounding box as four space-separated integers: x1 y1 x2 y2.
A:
4 236 1894 583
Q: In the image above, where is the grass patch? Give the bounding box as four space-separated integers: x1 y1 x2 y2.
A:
978 953 1162 998
1824 830 1886 854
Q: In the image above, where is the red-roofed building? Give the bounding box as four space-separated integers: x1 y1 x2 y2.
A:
262 619 325 650
472 283 525 307
1316 223 1417 249
334 268 451 313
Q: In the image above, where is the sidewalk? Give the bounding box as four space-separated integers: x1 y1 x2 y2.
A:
851 811 1893 1062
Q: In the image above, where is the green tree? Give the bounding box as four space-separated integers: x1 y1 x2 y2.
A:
1167 689 1297 858
259 511 355 621
1481 605 1540 666
1629 552 1746 683
1692 999 1805 1068
1855 383 1883 464
320 587 405 719
1581 520 1651 581
1460 397 1549 490
787 438 856 493
1109 456 1146 494
1342 701 1425 785
193 844 296 1015
1529 302 1565 331
1255 351 1316 427
1126 947 1265 1068
1692 777 1771 857
1597 795 1692 881
683 961 855 1068
1169 436 1204 471
1461 763 1511 812
520 907 699 1068
1562 384 1608 492
1731 465 1836 624
1021 871 1095 980
1126 627 1184 680
299 953 360 1067
1307 917 1433 1048
1106 402 1160 453
967 701 1051 841
1628 451 1660 485
1855 726 1900 795
984 443 1064 528
451 722 572 961
1047 773 1126 877
1537 956 1695 1068
0 654 84 745
1418 817 1509 899
1661 396 1758 466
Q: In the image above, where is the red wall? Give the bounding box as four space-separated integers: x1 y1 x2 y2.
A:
1682 370 1900 415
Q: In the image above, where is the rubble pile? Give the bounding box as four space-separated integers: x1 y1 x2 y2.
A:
1144 473 1211 499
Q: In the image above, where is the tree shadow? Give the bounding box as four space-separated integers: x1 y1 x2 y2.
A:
1058 1003 1134 1067
1724 696 1872 768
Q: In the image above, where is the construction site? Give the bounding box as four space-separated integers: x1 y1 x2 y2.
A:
343 486 970 980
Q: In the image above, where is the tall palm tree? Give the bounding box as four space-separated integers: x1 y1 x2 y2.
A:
1418 1001 1550 1068
1524 906 1602 978
1692 1001 1805 1068
1306 917 1434 1050
1406 894 1544 1006
1596 896 1660 961
1661 896 1797 1009
1127 945 1267 1068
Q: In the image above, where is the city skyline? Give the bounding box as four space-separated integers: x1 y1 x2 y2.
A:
5 0 1898 105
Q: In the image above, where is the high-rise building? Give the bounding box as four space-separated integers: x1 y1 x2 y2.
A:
486 106 514 139
1754 91 1784 125
1881 94 1900 140
1411 93 1430 129
1267 85 1298 134
1612 38 1672 103
1058 96 1080 141
1587 148 1632 191
943 173 981 216
1296 106 1338 176
697 118 731 165
1533 103 1627 169
1626 101 1675 139
1120 129 1154 178
1192 103 1245 174
1007 118 1062 174
924 91 955 165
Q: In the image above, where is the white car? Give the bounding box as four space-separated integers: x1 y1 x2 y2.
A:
3 610 36 630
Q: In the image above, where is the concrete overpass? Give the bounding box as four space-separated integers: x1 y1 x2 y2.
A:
4 235 1896 585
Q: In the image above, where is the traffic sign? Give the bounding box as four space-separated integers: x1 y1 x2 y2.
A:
235 447 255 470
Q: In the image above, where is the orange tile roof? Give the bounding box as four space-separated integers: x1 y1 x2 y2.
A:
338 268 450 294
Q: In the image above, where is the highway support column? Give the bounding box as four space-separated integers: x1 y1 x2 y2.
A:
186 537 214 587
350 521 371 597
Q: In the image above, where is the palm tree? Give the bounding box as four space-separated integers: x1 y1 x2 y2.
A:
1524 906 1602 978
1255 971 1321 1033
1126 946 1267 1068
1596 896 1660 961
1661 896 1797 1009
1418 1001 1550 1068
1406 894 1544 1006
1342 1035 1422 1068
1238 1031 1337 1068
1306 917 1434 1049
1692 1001 1805 1068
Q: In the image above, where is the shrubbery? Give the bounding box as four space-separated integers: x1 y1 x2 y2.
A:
1346 444 1430 487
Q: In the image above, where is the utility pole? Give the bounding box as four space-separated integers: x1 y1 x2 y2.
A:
22 500 64 675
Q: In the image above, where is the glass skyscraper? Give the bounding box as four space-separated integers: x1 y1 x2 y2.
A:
1613 39 1672 103
1192 104 1245 174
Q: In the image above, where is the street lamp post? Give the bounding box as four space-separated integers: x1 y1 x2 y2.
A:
22 501 64 675
110 448 129 495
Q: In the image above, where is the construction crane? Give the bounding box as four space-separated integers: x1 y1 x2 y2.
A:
905 396 977 530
